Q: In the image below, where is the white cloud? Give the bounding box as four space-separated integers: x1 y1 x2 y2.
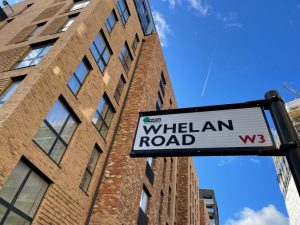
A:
153 11 173 47
163 0 177 8
218 156 236 167
250 158 261 164
225 205 289 225
217 12 243 29
186 0 209 16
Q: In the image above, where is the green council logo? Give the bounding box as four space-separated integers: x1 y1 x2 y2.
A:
143 117 161 123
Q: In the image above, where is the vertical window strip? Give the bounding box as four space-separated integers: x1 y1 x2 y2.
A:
114 75 126 102
80 146 101 192
105 10 117 33
89 32 111 73
117 0 129 24
139 188 150 213
92 96 114 138
119 43 132 72
68 59 90 95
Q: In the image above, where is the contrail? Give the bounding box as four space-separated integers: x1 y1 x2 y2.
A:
201 46 217 97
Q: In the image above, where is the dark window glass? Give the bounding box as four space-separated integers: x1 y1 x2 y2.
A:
105 10 117 33
156 93 163 111
68 58 90 95
33 99 79 163
69 0 90 11
25 23 45 41
0 161 48 224
89 31 111 72
92 95 114 138
80 146 101 192
14 42 54 69
119 42 132 72
132 34 139 53
0 79 22 108
114 75 126 102
116 0 129 25
159 73 166 96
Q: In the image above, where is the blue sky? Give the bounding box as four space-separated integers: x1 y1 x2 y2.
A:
149 0 300 224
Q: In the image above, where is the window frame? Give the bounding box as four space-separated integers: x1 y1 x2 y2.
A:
69 0 90 12
0 159 50 225
113 74 126 103
89 30 112 73
156 92 163 111
33 97 80 164
116 0 130 25
132 33 139 53
0 76 24 108
25 22 46 41
139 187 150 214
60 14 78 32
13 42 54 70
105 9 118 34
92 94 115 139
119 42 133 73
67 57 92 96
80 145 102 193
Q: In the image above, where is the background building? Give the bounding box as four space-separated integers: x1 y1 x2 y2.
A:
199 189 219 225
0 0 209 225
273 98 300 225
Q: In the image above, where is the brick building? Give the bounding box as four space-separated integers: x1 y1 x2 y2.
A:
0 0 210 224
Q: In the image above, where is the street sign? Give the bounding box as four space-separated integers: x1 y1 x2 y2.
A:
131 102 275 157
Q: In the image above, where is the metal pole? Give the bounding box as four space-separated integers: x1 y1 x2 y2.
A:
265 90 300 196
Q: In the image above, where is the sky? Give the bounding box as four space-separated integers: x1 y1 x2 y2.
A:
2 0 299 224
148 0 300 224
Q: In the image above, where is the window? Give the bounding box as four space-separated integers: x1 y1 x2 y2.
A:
119 42 132 72
0 160 48 224
159 73 166 96
116 0 129 25
92 95 115 138
80 146 101 192
14 42 54 69
138 1 150 31
147 157 153 168
132 33 139 53
60 16 76 32
156 93 163 111
69 0 90 11
68 58 90 95
139 188 150 214
25 22 45 41
89 31 112 72
114 75 126 102
105 10 117 33
0 78 23 108
33 99 79 163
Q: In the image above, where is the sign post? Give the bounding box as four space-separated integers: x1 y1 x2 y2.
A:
265 90 300 196
130 90 300 195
